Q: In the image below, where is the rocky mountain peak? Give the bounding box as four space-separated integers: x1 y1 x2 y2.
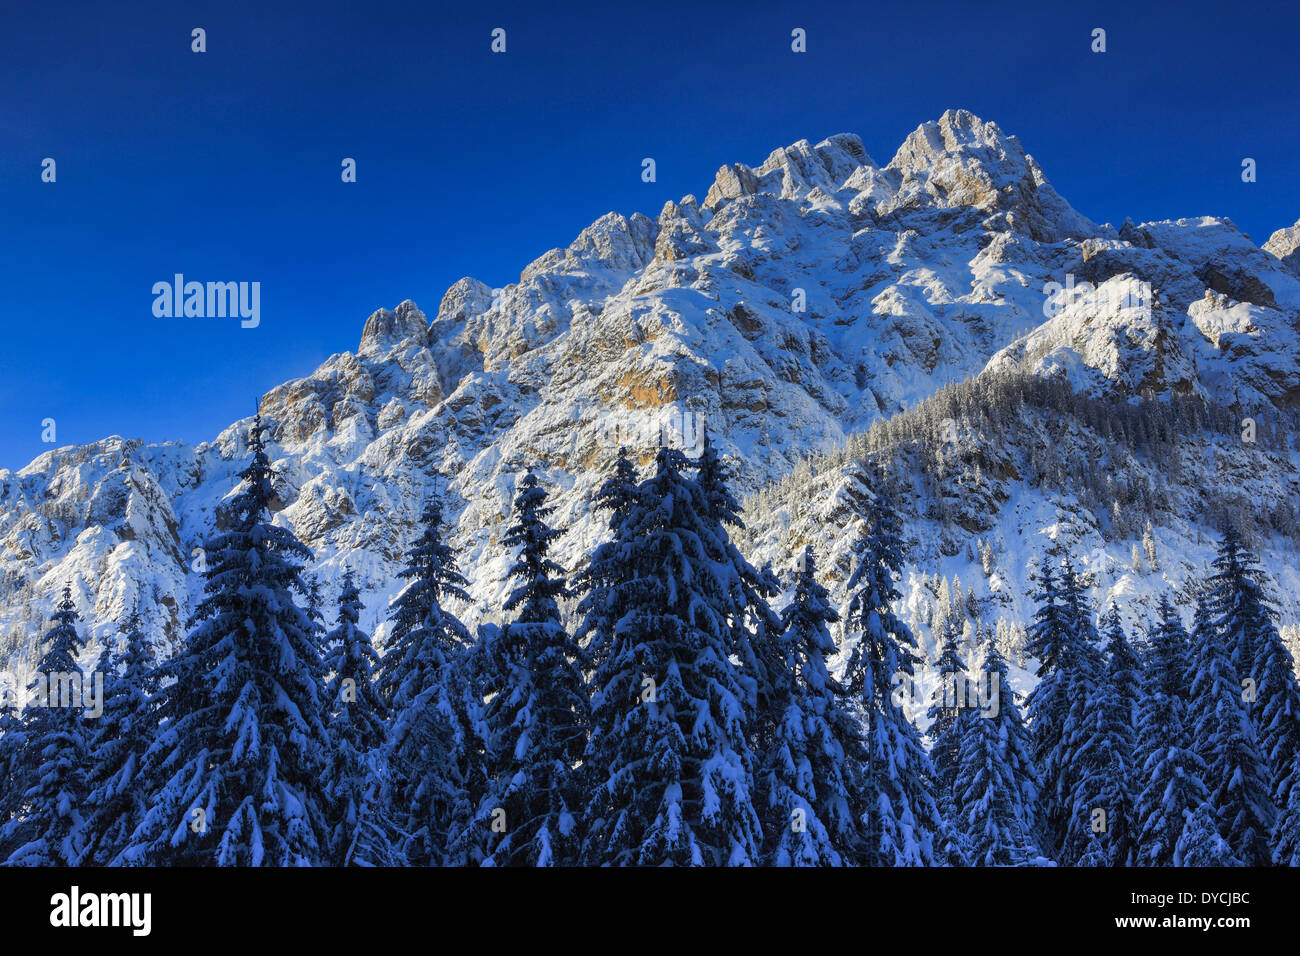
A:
881 108 1095 241
2 110 1298 684
1264 217 1300 275
358 299 429 355
704 133 876 211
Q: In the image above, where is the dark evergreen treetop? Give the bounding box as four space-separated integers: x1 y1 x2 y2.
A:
695 433 784 722
84 608 158 865
758 545 857 865
322 571 398 867
954 637 1044 866
325 571 387 753
1188 594 1273 866
4 587 91 867
582 445 761 866
376 495 472 705
126 413 330 866
1207 531 1300 839
1133 595 1210 868
841 472 948 866
480 470 588 866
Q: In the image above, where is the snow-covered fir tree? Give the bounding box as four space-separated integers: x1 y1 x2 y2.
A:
574 447 640 681
3 587 91 866
757 546 857 865
125 414 331 866
840 471 952 866
0 695 33 860
1061 634 1135 866
1188 594 1273 866
1094 604 1140 865
376 497 471 702
953 635 1044 865
479 470 588 867
1174 804 1243 866
581 445 762 866
1143 521 1160 572
1206 533 1300 861
1272 752 1300 866
1023 559 1093 858
593 447 639 523
1101 604 1142 730
322 571 398 866
926 615 972 823
83 610 157 865
695 433 783 727
1208 527 1268 682
1133 595 1211 867
1075 831 1108 867
380 496 483 866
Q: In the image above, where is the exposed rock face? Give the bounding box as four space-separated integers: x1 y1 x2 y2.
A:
879 109 1097 243
359 300 430 355
2 110 1297 669
1265 218 1300 275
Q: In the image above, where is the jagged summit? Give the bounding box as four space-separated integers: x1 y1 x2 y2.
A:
359 300 428 355
703 131 876 210
878 109 1096 241
1265 217 1300 275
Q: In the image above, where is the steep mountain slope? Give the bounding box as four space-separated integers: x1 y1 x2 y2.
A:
2 108 1298 682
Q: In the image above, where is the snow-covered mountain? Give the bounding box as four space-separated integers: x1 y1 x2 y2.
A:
3 108 1298 677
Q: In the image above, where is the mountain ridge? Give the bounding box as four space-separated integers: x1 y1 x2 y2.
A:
2 108 1298 679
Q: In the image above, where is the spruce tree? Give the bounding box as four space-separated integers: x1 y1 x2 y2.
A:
4 587 91 866
1272 752 1300 866
841 475 949 866
1133 596 1211 867
581 446 762 866
574 448 640 681
1188 595 1273 866
1076 831 1108 867
1101 604 1142 730
1035 559 1106 864
953 637 1044 865
322 571 397 866
1207 534 1300 858
1023 560 1092 858
1175 805 1243 866
757 546 857 865
380 496 481 866
83 610 158 865
443 636 493 866
1084 604 1139 866
376 498 470 703
926 616 972 822
479 471 588 866
593 447 639 522
1059 679 1128 865
695 434 783 726
1208 527 1266 680
0 701 33 860
125 414 331 866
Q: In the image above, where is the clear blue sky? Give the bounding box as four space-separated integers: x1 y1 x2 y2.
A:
2 0 1297 470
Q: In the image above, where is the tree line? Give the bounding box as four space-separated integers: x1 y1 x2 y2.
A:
0 414 1297 866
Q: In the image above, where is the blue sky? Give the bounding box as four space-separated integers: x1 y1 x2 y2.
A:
2 0 1297 470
